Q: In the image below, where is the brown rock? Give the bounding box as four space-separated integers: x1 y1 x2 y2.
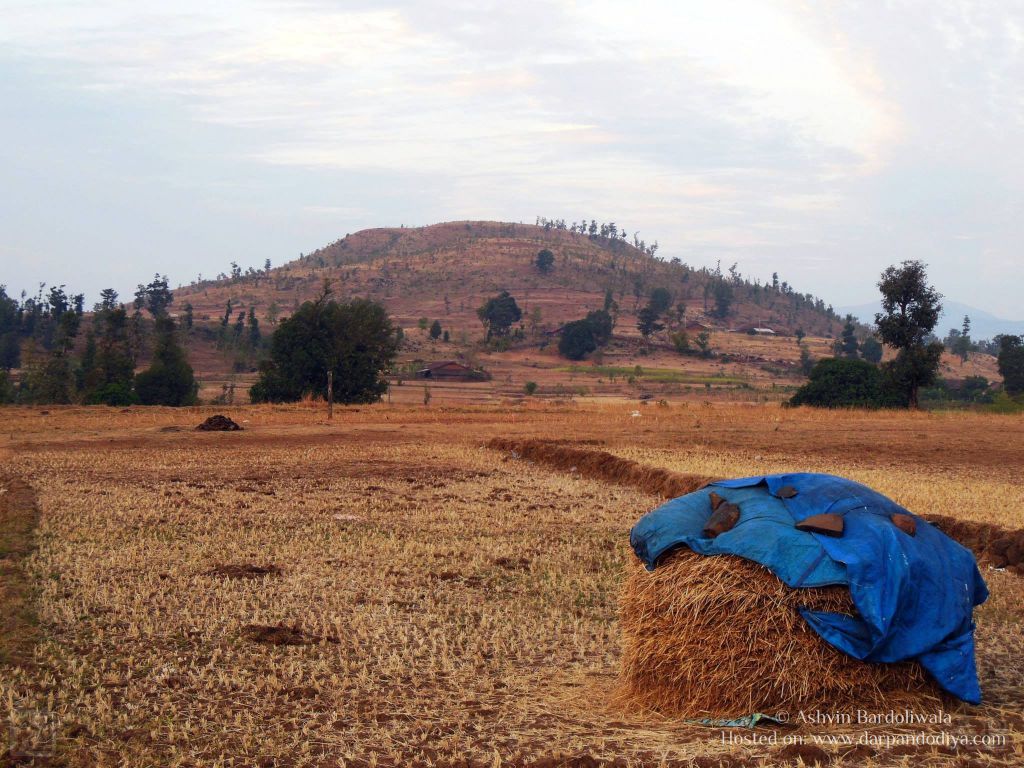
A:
891 513 917 536
709 491 726 511
776 485 798 499
796 513 845 537
703 502 740 538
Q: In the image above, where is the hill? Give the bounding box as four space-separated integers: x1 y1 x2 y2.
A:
170 221 1000 403
176 220 844 334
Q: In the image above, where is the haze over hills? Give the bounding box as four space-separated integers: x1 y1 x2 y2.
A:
838 300 1024 341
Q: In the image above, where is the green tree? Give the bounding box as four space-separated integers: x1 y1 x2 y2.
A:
535 249 555 273
247 307 261 348
671 331 691 354
558 320 597 360
0 369 14 404
250 292 398 404
134 317 197 406
711 280 733 319
874 261 943 408
790 358 900 408
429 320 443 340
636 306 664 340
795 328 805 345
953 315 972 364
183 302 194 330
838 317 859 358
83 306 137 405
695 331 712 358
442 330 450 343
997 335 1024 395
477 291 522 340
584 309 613 347
648 287 672 316
524 381 538 396
861 336 883 364
134 274 173 318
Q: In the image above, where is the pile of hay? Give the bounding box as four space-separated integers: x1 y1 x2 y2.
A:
617 549 942 718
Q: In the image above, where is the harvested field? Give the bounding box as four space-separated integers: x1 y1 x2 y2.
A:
1 403 1022 767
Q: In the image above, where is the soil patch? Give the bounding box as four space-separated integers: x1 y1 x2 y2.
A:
241 623 337 646
0 474 41 666
209 563 282 579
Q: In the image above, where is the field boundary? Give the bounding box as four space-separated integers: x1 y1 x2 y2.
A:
0 473 41 666
485 438 1024 572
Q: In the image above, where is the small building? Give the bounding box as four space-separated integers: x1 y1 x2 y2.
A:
416 361 490 381
752 327 777 335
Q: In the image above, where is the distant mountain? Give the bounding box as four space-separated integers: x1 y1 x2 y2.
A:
838 300 1024 341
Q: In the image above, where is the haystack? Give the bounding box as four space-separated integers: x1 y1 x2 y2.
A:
617 548 941 718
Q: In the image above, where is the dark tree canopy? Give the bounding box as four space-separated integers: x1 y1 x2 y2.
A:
250 294 398 404
647 287 672 316
134 274 174 318
134 317 197 406
838 318 860 358
429 319 443 340
558 320 597 360
636 306 664 339
875 261 942 349
997 335 1024 395
584 309 613 347
535 249 555 273
711 280 734 319
477 291 522 339
790 358 901 409
860 336 883 364
874 261 943 408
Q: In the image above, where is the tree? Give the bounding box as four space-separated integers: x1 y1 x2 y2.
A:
795 328 805 345
183 302 194 330
671 331 691 354
695 331 712 358
636 306 664 340
83 306 137 405
584 309 613 347
799 345 814 377
429 320 443 340
875 261 943 408
558 320 597 360
535 249 555 273
648 287 672 316
838 318 859 358
477 291 522 340
524 381 538 396
134 317 197 406
250 292 398 404
861 337 883 364
134 274 173 318
790 358 900 409
247 307 261 348
711 280 733 319
953 315 972 364
997 335 1024 395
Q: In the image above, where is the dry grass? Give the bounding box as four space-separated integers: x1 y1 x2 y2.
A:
0 403 1022 766
617 550 938 718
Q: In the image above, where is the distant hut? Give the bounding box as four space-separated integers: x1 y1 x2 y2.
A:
416 361 490 381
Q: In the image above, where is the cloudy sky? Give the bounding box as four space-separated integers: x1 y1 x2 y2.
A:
2 0 1022 317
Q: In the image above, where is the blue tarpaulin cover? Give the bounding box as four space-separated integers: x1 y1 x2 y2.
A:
629 473 989 704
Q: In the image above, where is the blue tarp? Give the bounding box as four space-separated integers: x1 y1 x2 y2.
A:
629 473 989 704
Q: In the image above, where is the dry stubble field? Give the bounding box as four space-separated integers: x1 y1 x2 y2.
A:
1 403 1023 767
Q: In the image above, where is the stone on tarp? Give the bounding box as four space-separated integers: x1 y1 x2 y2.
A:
703 502 740 539
795 513 844 537
891 513 917 537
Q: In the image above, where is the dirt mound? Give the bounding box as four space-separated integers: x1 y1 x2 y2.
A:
208 563 281 579
926 516 1024 574
486 438 716 499
488 438 1024 570
195 414 242 431
617 549 939 717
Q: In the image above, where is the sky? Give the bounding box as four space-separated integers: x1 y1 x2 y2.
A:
1 0 1022 318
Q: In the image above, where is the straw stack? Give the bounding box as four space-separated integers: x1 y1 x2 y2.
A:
617 548 942 717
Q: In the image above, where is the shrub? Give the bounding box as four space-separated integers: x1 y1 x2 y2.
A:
789 358 901 409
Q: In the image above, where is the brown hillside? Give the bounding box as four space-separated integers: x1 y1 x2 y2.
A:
174 220 842 337
170 221 1000 403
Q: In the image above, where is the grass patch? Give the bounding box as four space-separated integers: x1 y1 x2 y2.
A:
559 365 747 385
